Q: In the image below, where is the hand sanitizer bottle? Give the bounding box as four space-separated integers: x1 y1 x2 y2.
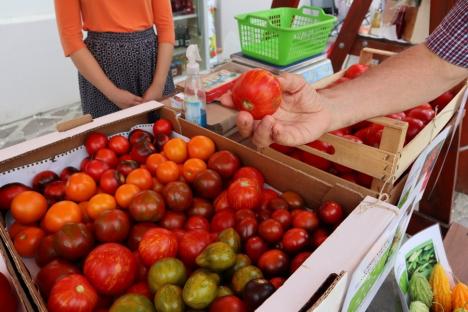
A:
184 44 207 127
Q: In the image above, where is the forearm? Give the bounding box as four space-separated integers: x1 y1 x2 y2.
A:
70 48 117 97
151 43 174 92
320 44 467 131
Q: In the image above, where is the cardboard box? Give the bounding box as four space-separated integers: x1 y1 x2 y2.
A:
0 102 402 311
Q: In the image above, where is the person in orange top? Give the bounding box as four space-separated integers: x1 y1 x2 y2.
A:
54 0 175 118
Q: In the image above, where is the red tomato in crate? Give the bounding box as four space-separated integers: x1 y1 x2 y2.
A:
292 211 319 232
233 166 265 188
160 211 186 230
407 107 436 125
128 129 153 146
258 249 289 277
302 140 333 170
84 159 110 181
193 169 223 200
32 170 59 192
344 64 369 79
329 127 350 136
214 191 230 211
208 150 241 179
231 69 282 120
386 112 406 120
282 228 309 253
188 197 214 219
99 169 125 195
133 251 148 282
270 277 285 289
311 228 329 248
154 133 170 152
94 148 118 168
129 190 165 222
318 201 344 225
258 219 284 243
153 119 173 136
14 227 45 257
44 180 66 203
127 222 156 251
0 272 18 312
127 282 152 300
235 217 258 241
366 124 384 148
108 135 130 155
138 228 178 267
234 209 256 223
211 210 235 233
210 295 246 312
94 209 130 243
340 173 359 184
290 252 312 273
227 178 262 210
403 117 425 144
178 229 212 268
430 91 453 110
48 274 98 312
116 160 139 177
36 259 80 298
53 223 94 261
185 215 210 231
270 143 294 154
0 182 30 211
85 132 108 155
35 235 59 267
245 236 269 263
356 173 373 188
130 141 156 164
260 188 279 210
162 181 193 212
84 243 136 295
342 134 364 144
354 127 371 144
271 209 292 229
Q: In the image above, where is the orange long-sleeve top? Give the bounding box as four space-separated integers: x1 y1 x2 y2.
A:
55 0 175 56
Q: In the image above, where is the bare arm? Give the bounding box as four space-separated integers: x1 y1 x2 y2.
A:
71 48 143 109
321 44 467 131
143 43 174 101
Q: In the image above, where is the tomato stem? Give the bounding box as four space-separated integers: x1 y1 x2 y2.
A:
76 284 85 293
242 100 254 111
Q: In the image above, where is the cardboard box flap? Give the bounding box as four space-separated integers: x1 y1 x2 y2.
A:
0 101 164 166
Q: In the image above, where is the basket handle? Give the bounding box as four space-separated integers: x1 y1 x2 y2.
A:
244 14 271 29
299 5 327 18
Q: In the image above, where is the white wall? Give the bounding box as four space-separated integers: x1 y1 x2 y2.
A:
0 2 79 125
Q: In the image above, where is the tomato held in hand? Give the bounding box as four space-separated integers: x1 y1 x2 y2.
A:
178 229 212 268
138 228 178 267
153 119 173 136
207 150 241 179
318 201 343 225
270 143 294 154
94 209 130 243
227 178 262 210
231 69 282 120
344 64 368 79
258 249 289 277
0 182 30 211
54 223 94 261
84 243 137 295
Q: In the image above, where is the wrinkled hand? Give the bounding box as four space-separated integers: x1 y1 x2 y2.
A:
142 85 164 102
220 73 332 148
108 88 143 109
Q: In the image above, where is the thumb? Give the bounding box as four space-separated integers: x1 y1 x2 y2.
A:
278 72 307 94
218 90 235 108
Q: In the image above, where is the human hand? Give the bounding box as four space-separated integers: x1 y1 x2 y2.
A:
220 73 333 148
143 85 164 102
107 88 143 109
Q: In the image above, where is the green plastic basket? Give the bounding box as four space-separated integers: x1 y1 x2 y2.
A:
235 6 336 66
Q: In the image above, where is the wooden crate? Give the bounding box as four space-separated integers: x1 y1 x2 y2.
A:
264 47 465 195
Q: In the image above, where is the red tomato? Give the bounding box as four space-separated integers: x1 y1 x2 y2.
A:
407 108 436 125
207 150 241 179
260 188 279 210
282 228 309 253
290 252 311 273
133 251 148 282
126 282 152 300
356 173 373 188
0 272 17 312
234 209 256 223
270 277 285 289
271 209 292 230
128 190 165 222
318 201 343 225
43 180 66 204
94 210 130 243
152 119 173 136
160 212 186 230
256 208 271 223
185 215 210 231
35 235 59 267
188 198 214 219
130 141 157 164
233 166 265 188
36 260 80 298
94 148 118 168
193 169 223 200
162 181 193 212
211 210 235 233
178 230 212 268
127 222 157 251
329 127 350 136
227 178 262 210
108 135 130 155
85 132 108 155
354 127 372 144
235 217 258 241
270 143 294 154
154 133 170 152
366 124 384 148
340 173 358 184
268 198 289 211
214 191 230 211
99 169 125 195
292 211 319 231
258 219 284 243
138 228 178 267
128 129 153 146
245 236 269 263
344 63 369 79
0 182 30 211
84 243 137 295
258 249 289 276
84 160 110 181
53 223 94 261
302 141 332 170
32 170 59 192
231 69 281 120
116 160 139 177
403 117 425 144
430 91 453 110
311 228 329 248
210 295 247 312
386 112 406 120
48 274 98 312
14 227 45 257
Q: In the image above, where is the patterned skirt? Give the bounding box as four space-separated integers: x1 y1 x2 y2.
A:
79 28 175 118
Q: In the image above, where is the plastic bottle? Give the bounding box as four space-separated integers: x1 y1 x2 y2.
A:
184 44 207 127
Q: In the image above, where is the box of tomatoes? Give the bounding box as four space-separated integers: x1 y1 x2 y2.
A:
0 101 402 311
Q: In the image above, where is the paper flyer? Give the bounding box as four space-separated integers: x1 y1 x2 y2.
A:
394 224 454 312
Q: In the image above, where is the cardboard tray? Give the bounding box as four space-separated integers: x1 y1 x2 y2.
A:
0 102 401 311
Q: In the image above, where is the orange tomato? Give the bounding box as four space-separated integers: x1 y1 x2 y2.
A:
126 168 153 190
183 158 207 182
43 201 82 233
65 173 96 202
156 161 180 184
163 138 187 163
78 201 91 223
146 153 167 175
14 227 45 257
11 191 47 224
87 193 116 219
188 136 215 161
115 184 141 209
9 222 31 240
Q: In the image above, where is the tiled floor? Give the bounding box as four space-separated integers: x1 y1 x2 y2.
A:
0 102 466 311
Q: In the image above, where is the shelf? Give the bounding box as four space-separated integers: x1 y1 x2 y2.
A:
173 13 197 21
